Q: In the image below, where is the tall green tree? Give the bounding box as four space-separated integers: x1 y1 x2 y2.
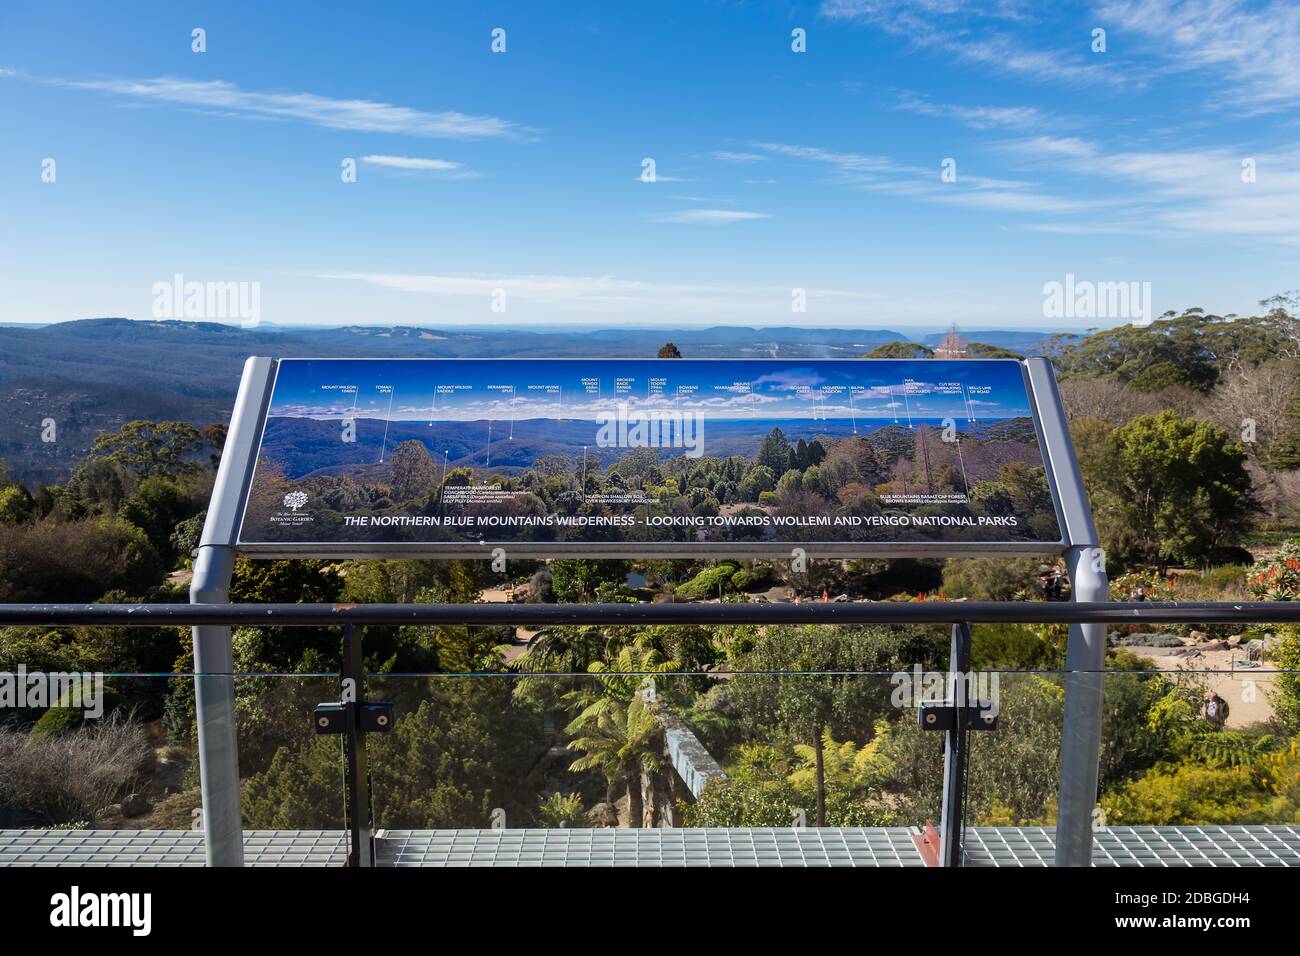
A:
757 428 793 476
88 421 205 479
387 440 437 503
565 693 663 827
1094 412 1254 570
118 474 197 565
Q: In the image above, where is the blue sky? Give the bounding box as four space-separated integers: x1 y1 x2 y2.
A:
268 357 1032 423
2 0 1298 330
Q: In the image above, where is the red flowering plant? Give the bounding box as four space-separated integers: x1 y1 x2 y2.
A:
1113 569 1178 599
1247 540 1300 601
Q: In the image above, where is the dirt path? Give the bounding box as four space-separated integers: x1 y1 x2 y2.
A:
1125 645 1276 728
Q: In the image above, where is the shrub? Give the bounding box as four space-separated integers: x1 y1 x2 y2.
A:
1247 540 1300 600
1101 754 1300 825
0 715 151 825
31 684 121 737
0 516 165 603
730 564 773 592
536 792 586 828
1270 624 1300 733
674 563 741 600
941 557 1042 601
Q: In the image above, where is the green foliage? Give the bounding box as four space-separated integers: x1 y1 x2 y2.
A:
683 766 804 827
756 427 793 475
342 558 485 605
729 564 773 591
941 557 1042 601
224 560 347 671
0 484 34 524
727 625 944 756
229 558 343 604
1270 624 1300 733
1100 673 1196 789
1102 740 1300 825
966 342 1023 359
0 516 164 603
169 512 205 566
244 678 547 829
241 735 344 828
118 475 199 565
1247 539 1300 600
536 792 586 828
970 622 1066 670
1129 360 1198 392
1092 412 1254 569
686 726 911 828
674 562 741 600
88 420 206 479
549 559 629 602
31 685 121 737
565 693 663 826
387 440 438 503
1052 311 1277 393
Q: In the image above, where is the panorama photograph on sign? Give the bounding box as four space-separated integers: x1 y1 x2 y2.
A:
238 358 1062 548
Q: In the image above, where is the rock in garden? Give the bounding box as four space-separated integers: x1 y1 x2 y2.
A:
120 793 150 818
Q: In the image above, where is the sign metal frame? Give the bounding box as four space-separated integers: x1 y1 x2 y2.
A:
234 356 1070 560
189 354 1106 868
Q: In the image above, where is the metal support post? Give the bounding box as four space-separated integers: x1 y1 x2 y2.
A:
1025 357 1110 867
939 621 973 867
189 356 276 866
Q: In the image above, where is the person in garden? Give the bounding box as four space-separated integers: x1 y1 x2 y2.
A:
1204 691 1229 730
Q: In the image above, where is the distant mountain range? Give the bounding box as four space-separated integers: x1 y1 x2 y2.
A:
0 318 1063 485
259 414 1029 481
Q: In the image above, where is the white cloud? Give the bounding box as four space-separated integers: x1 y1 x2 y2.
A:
649 209 771 224
712 151 769 163
826 0 1300 110
756 141 1091 214
895 91 1052 129
360 155 477 178
1098 0 1300 110
46 75 532 139
821 1 1120 87
362 155 460 170
998 136 1300 240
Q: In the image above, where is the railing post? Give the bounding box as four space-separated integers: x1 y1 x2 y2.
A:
1025 357 1110 867
190 545 244 867
938 621 974 867
1058 546 1108 866
341 625 374 867
187 355 276 867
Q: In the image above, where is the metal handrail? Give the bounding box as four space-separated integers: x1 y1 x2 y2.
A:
1 599 1299 627
5 597 1292 869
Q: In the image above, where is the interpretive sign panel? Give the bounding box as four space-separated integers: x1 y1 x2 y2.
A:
235 358 1065 557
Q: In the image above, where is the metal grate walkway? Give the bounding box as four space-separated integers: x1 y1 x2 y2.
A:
2 825 1297 867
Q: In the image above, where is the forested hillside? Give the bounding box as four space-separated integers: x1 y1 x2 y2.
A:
2 319 1047 485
